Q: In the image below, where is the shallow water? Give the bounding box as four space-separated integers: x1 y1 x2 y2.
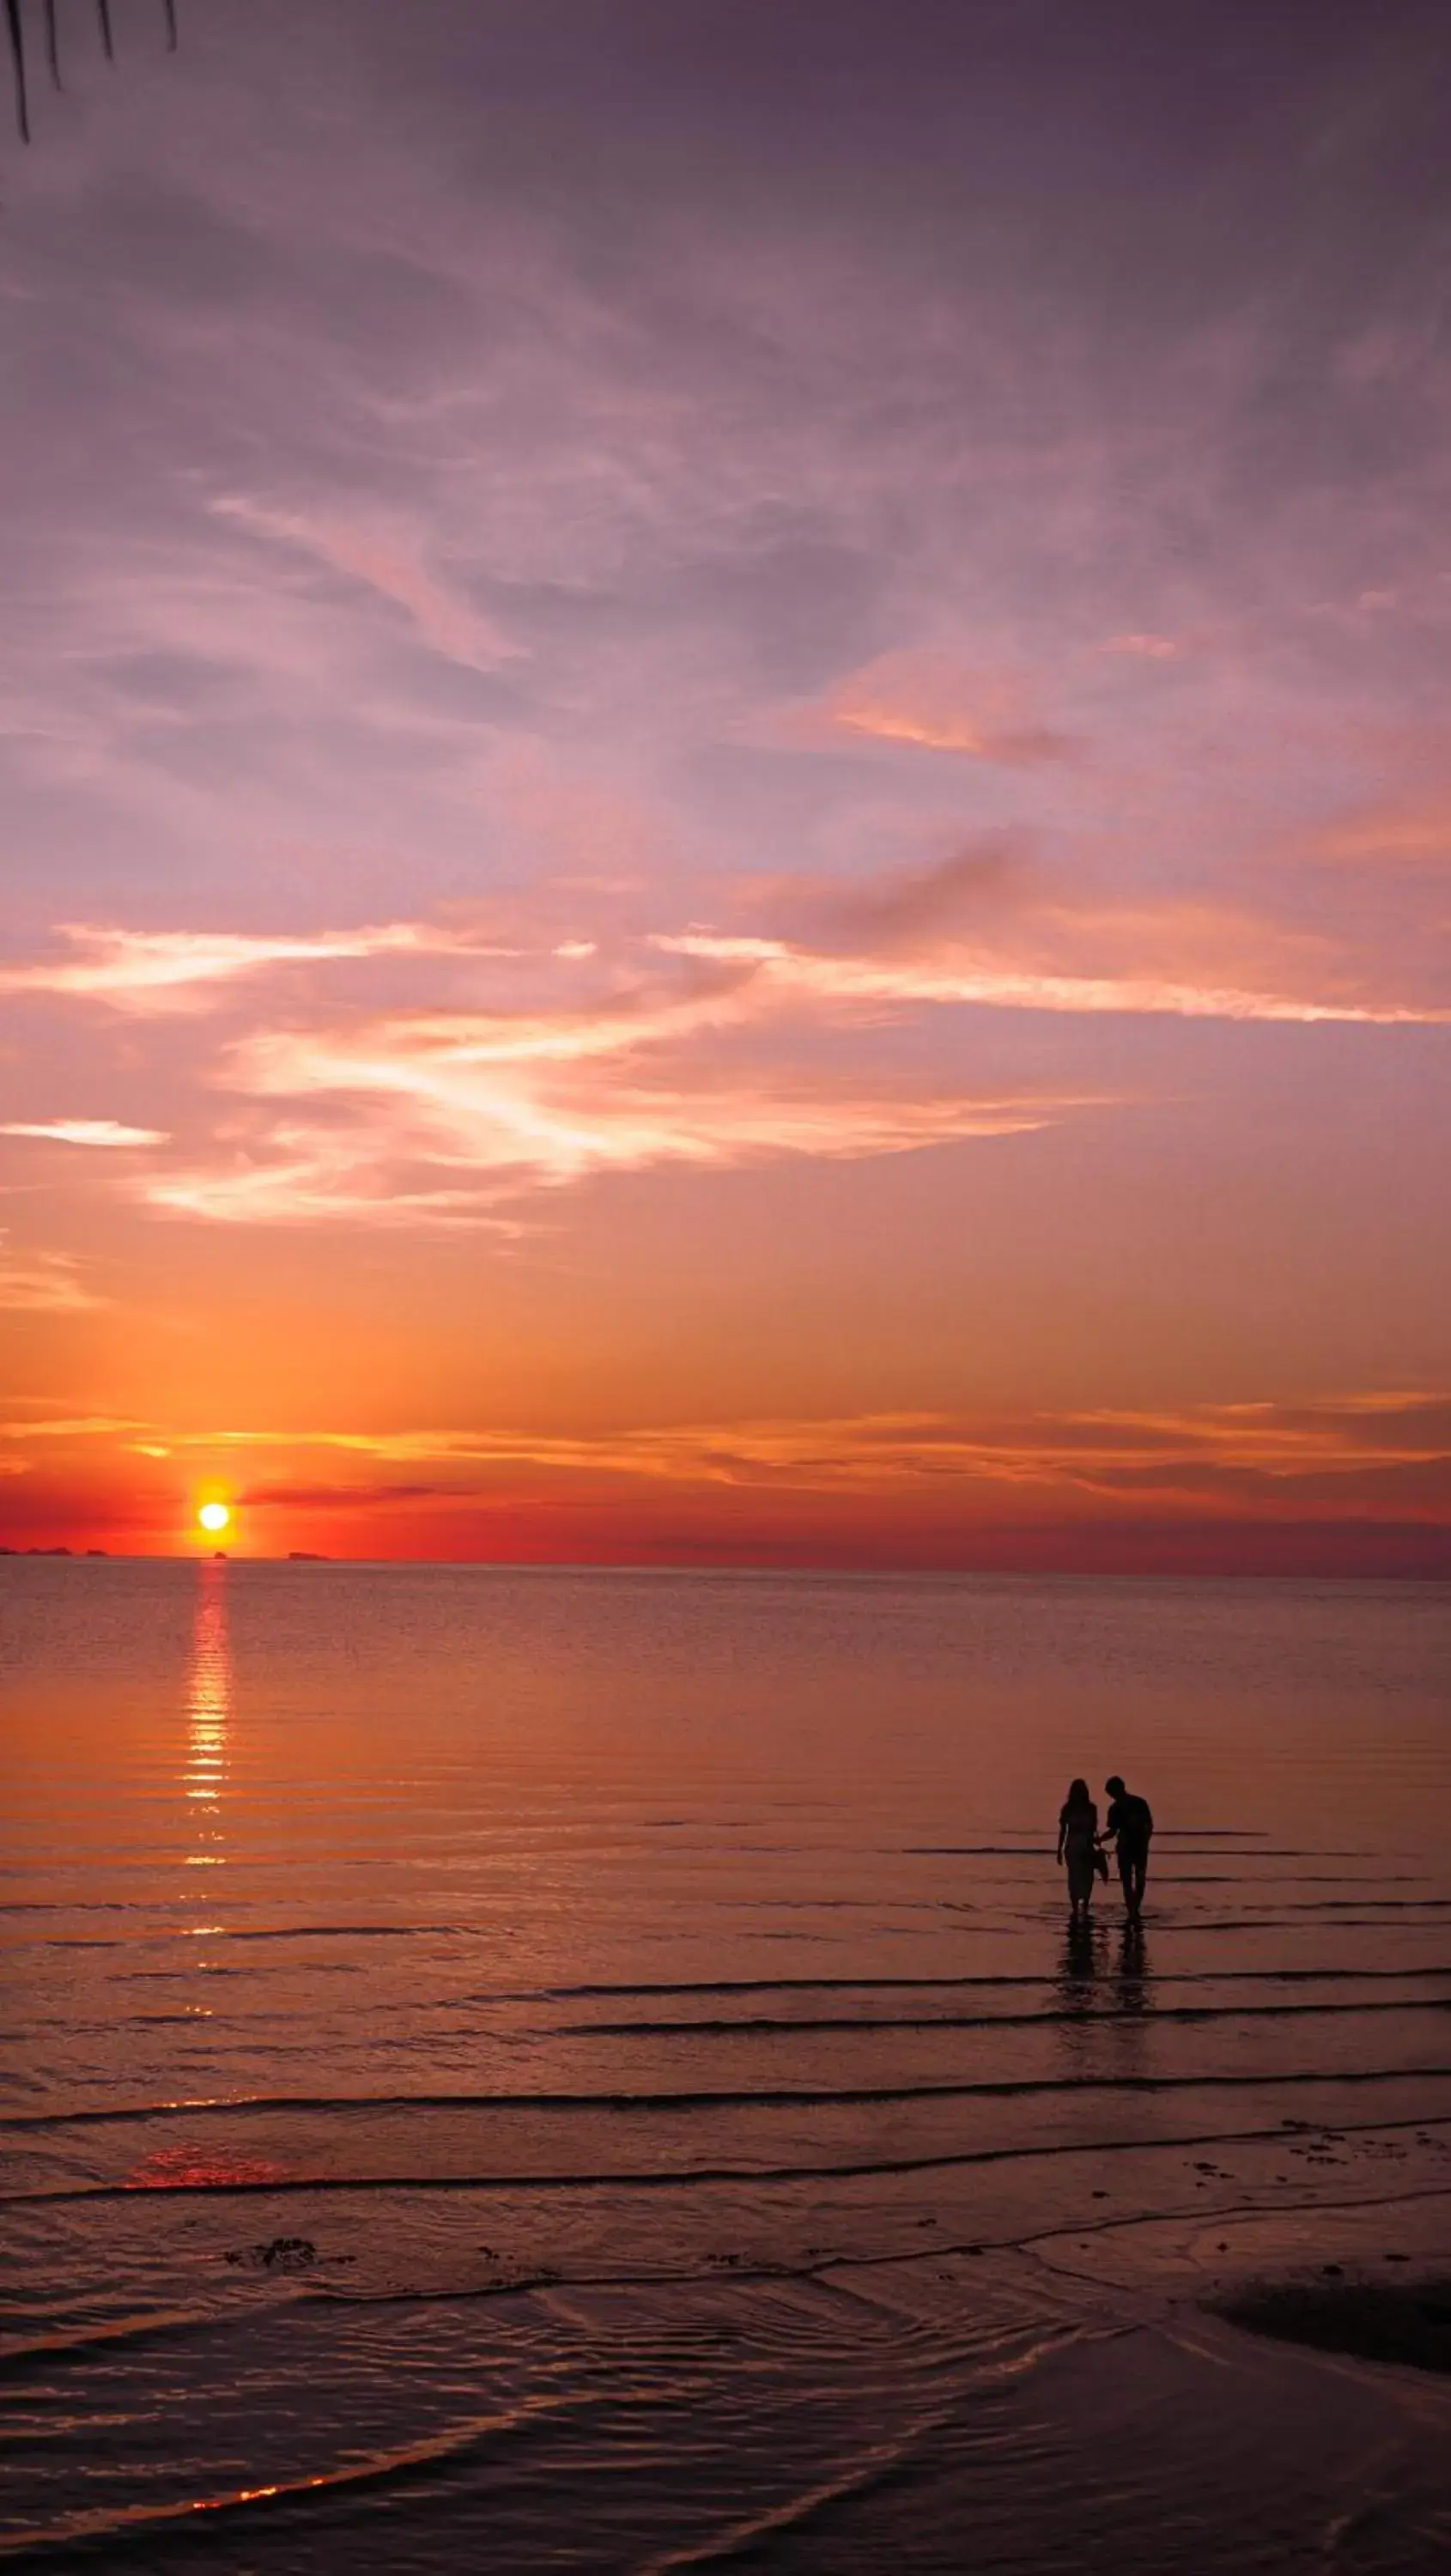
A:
2 1563 1448 2569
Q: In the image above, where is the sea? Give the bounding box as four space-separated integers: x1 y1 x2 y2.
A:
2 1561 1448 2571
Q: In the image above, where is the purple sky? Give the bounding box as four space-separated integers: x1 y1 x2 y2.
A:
2 0 1448 1564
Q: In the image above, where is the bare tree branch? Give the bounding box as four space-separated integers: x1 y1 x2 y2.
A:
9 1 180 143
5 0 28 143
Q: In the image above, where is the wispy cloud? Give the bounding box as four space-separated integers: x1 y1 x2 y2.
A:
0 920 454 1011
1298 797 1451 868
235 1391 1448 1502
658 931 1446 1026
143 1018 1083 1223
124 886 1146 1218
0 1119 167 1148
0 1414 140 1442
1102 633 1181 660
212 497 522 674
13 1391 1445 1518
2 841 1442 1236
785 653 1078 762
0 1240 100 1312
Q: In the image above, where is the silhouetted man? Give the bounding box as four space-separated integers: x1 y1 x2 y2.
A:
1103 1775 1153 1918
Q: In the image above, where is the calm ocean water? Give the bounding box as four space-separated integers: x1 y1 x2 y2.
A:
2 1562 1448 2570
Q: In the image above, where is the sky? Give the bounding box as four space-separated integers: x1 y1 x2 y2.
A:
1 0 1448 1571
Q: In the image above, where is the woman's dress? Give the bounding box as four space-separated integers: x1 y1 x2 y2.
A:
1061 1806 1098 1903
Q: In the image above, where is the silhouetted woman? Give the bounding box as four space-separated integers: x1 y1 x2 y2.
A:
1057 1778 1100 1926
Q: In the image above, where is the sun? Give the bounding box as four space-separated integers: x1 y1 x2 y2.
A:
197 1502 231 1536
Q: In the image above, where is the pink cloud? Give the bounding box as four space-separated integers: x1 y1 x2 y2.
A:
141 1030 1082 1224
778 653 1077 762
3 838 1441 1236
1300 799 1451 867
0 920 455 1011
1102 632 1180 660
212 497 522 673
658 929 1445 1026
123 878 1436 1231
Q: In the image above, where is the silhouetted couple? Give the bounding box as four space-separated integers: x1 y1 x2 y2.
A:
1056 1775 1153 1925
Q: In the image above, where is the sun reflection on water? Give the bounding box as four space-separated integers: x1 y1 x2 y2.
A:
185 1561 230 1868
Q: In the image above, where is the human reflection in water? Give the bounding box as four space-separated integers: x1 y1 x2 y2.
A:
1114 1917 1153 2017
1056 1912 1105 2020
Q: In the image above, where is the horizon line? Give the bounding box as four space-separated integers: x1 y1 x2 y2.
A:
3 1549 1447 1584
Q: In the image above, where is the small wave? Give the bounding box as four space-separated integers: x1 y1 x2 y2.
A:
222 1922 466 1941
1159 1917 1450 1935
898 1842 1368 1857
5 2061 1450 2134
558 1996 1451 2038
489 1963 1451 2004
903 1844 1078 1856
0 2386 594 2563
7 2105 1448 2205
641 2410 946 2571
15 1922 463 1952
0 1901 164 1916
1272 1899 1451 1913
0 2308 225 2378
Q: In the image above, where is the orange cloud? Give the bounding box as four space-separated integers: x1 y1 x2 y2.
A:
0 1239 100 1312
7 1394 1447 1534
782 653 1077 762
298 1390 1449 1504
0 1414 141 1443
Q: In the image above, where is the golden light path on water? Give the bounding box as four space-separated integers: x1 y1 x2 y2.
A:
185 1562 229 1883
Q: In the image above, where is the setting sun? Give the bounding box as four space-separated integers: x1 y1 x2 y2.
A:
197 1502 231 1536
